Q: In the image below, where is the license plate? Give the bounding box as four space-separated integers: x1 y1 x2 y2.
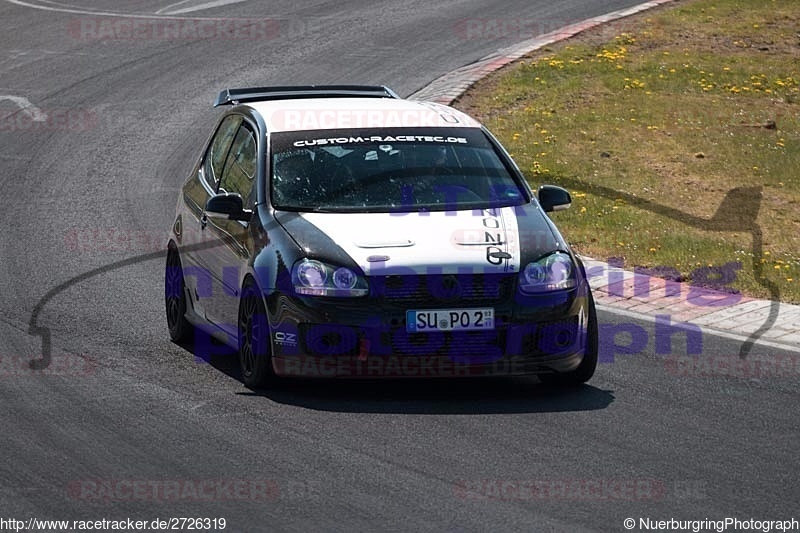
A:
406 308 494 333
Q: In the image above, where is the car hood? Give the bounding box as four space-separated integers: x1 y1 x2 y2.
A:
274 204 563 276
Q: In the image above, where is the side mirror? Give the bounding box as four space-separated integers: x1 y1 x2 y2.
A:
538 185 572 213
205 193 252 222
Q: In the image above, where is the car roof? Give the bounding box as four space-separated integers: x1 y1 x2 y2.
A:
244 97 483 133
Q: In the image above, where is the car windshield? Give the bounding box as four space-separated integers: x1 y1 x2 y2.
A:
270 128 528 212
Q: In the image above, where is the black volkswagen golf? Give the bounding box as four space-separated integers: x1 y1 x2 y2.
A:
165 85 598 387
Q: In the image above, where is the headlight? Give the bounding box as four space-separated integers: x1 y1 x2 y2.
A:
519 252 576 294
297 261 327 287
293 259 368 297
333 267 358 289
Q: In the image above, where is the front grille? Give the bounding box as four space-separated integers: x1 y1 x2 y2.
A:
383 329 506 360
371 274 514 304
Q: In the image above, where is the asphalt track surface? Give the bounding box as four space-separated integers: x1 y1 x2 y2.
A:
1 1 798 531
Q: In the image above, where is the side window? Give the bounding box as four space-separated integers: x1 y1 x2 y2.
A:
218 124 258 206
202 115 241 190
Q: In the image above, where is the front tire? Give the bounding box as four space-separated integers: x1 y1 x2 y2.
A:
540 290 598 386
165 247 193 343
238 279 275 388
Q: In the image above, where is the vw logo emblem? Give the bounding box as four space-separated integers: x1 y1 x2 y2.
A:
433 275 463 300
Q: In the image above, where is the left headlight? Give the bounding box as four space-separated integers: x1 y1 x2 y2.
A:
292 259 369 297
519 252 576 294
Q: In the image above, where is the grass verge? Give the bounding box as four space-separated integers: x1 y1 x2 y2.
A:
456 0 800 303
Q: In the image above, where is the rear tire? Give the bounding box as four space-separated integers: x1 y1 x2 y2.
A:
165 247 193 343
238 279 275 388
540 290 598 386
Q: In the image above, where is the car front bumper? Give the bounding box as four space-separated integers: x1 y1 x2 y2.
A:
267 278 592 378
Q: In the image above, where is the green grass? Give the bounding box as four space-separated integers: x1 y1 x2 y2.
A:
456 0 800 302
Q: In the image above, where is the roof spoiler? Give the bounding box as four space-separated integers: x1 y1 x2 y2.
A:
214 85 401 107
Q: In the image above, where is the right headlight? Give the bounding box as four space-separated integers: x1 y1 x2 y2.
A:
292 259 369 297
519 252 576 294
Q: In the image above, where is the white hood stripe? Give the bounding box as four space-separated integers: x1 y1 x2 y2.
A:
300 209 521 276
